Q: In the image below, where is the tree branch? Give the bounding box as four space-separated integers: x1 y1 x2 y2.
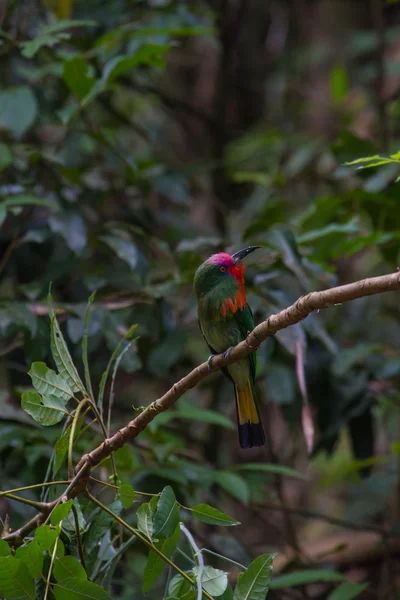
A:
4 270 400 545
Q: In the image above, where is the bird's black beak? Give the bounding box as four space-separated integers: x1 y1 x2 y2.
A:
232 246 262 265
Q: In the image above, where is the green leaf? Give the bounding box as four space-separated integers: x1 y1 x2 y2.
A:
100 234 138 269
232 463 305 480
35 524 59 551
0 143 12 170
48 292 86 394
330 65 348 102
53 556 87 582
270 570 345 589
0 87 37 137
143 524 180 592
119 484 136 509
102 44 170 84
16 541 43 578
168 573 195 600
51 500 73 526
233 554 273 600
176 405 234 429
29 362 74 402
0 539 10 557
84 500 122 553
216 471 250 504
137 497 157 539
194 566 228 596
189 504 240 526
53 427 71 474
21 391 68 426
20 20 96 58
63 56 96 101
53 576 111 600
344 155 381 165
1 194 58 209
327 583 368 600
82 291 96 400
0 556 35 600
153 486 180 539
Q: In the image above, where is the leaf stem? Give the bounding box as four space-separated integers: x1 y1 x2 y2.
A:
201 548 246 571
86 492 214 600
0 481 69 496
180 523 204 600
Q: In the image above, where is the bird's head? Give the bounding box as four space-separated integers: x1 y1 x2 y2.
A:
193 246 261 298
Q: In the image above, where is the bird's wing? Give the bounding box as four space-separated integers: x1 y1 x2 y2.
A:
198 320 217 355
233 304 256 380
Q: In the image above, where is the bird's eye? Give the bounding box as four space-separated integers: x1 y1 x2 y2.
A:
220 266 227 273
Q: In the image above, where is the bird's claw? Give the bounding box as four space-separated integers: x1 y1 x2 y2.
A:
207 354 216 371
224 346 233 361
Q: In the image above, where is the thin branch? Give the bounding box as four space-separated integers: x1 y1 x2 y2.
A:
4 270 400 546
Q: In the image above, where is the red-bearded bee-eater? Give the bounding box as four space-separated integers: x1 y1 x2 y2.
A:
194 246 265 449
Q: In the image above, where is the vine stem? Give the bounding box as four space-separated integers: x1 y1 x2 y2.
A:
86 492 214 600
180 523 204 600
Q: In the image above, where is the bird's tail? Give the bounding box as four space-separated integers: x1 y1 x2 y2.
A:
235 380 265 449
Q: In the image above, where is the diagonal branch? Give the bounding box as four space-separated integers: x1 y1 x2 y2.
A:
4 270 400 546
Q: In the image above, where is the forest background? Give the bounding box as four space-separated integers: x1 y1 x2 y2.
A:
2 0 400 598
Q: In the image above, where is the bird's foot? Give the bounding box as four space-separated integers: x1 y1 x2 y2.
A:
224 346 233 361
207 354 216 371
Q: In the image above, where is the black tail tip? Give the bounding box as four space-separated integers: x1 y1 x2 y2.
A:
239 423 266 449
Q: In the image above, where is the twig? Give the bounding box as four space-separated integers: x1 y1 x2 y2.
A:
180 523 204 600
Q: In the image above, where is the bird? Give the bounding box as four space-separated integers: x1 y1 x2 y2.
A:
194 246 265 449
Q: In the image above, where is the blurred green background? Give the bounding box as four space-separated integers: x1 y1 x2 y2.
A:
2 0 400 597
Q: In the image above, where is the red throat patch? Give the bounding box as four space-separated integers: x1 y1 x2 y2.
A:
220 264 247 316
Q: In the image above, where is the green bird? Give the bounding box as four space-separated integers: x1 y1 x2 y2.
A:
194 246 265 449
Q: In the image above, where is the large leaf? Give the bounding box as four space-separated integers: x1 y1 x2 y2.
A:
0 540 11 557
20 20 96 58
53 577 111 600
35 525 60 551
119 484 136 509
137 499 157 540
53 556 87 582
233 554 273 600
29 362 74 402
63 56 96 101
21 391 68 426
15 541 43 579
102 44 170 84
193 566 228 596
48 293 86 394
51 500 73 526
0 87 37 137
53 427 71 474
143 524 180 592
0 555 35 600
231 463 305 480
270 570 345 589
168 573 195 600
189 504 240 526
100 234 138 269
153 486 180 539
327 583 368 600
216 472 250 504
